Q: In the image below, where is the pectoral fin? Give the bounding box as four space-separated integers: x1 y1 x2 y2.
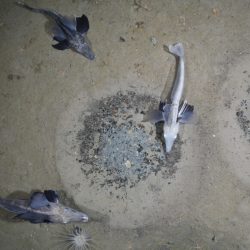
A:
143 110 163 124
16 212 51 223
76 15 89 34
29 192 49 209
52 26 66 42
61 15 76 31
162 104 171 121
143 103 171 124
178 101 194 123
52 40 70 50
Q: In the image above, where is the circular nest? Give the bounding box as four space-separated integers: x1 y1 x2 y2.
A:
77 91 181 189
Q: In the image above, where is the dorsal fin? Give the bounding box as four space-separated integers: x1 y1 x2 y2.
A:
76 14 89 34
44 190 59 203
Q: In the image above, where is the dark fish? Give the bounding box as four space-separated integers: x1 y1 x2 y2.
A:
0 190 88 224
15 1 95 60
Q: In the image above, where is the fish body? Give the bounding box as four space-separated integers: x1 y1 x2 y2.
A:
0 190 88 224
163 43 185 152
16 2 95 60
144 43 194 152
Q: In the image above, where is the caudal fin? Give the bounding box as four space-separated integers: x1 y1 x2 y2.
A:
168 42 184 57
0 198 27 214
15 1 39 13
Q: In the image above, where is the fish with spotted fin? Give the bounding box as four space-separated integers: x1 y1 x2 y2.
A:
0 190 88 223
15 1 95 60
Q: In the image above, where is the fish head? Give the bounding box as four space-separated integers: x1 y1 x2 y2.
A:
61 206 89 223
163 123 179 153
76 35 95 60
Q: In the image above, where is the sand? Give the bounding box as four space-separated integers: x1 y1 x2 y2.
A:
0 0 250 249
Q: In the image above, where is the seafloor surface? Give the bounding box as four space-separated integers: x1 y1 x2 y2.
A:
0 0 250 249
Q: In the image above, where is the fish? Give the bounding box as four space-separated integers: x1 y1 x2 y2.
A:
0 190 89 224
144 42 194 153
15 1 95 60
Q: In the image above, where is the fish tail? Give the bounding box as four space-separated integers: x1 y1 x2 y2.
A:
168 42 184 57
0 198 27 214
15 2 60 22
15 1 41 13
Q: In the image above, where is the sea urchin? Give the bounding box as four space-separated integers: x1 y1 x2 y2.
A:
58 225 92 250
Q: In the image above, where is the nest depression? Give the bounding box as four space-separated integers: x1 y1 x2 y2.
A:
76 91 181 189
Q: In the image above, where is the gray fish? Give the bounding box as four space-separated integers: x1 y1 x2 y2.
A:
15 1 95 60
144 43 194 153
0 190 88 224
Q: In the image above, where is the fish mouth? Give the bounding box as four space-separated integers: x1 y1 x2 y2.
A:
165 138 175 153
82 214 89 222
80 49 95 60
165 145 172 153
87 52 95 60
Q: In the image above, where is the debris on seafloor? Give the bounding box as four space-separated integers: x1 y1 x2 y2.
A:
77 91 182 189
135 21 144 29
150 36 158 46
125 160 132 169
119 36 126 42
212 7 220 16
133 0 151 11
236 97 250 141
178 16 186 26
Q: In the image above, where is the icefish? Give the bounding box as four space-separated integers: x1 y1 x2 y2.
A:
0 190 88 224
16 1 95 60
144 43 194 153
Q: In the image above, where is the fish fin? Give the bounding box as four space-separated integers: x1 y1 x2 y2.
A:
143 110 163 124
0 198 27 214
159 101 166 112
44 190 59 203
162 104 171 121
52 40 70 50
53 36 64 42
15 1 37 12
15 212 51 223
29 192 49 209
61 15 76 31
52 26 66 42
168 42 184 57
178 101 194 123
76 14 89 34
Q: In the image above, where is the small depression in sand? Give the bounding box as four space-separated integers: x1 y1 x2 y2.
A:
56 88 183 228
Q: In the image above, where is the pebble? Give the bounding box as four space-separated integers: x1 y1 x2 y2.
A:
150 36 158 46
125 160 132 168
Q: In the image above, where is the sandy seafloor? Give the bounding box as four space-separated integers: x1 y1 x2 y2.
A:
0 0 250 249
